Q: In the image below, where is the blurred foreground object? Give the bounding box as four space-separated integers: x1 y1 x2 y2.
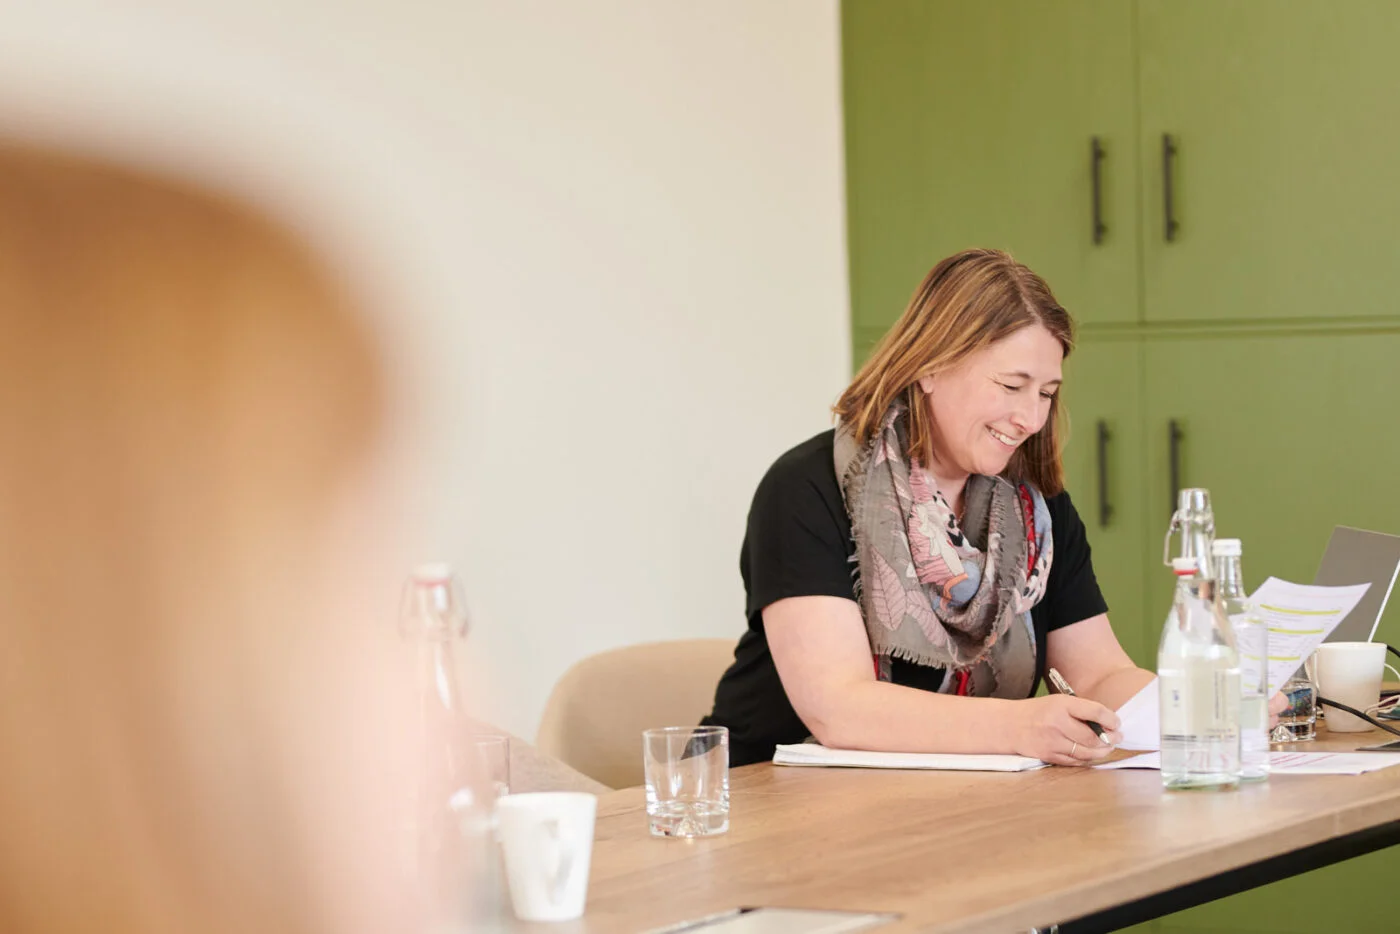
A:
398 562 505 928
0 143 413 934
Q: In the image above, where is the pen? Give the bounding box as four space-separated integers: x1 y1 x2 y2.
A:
1046 667 1113 746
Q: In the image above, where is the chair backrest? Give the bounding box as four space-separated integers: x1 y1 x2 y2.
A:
535 638 736 789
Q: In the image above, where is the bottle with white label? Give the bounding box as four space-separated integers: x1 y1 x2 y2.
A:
1213 538 1269 781
1159 556 1242 791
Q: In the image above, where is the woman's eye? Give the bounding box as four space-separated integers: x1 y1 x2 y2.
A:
1040 391 1057 401
998 382 1021 393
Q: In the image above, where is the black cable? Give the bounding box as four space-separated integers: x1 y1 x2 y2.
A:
1317 695 1400 738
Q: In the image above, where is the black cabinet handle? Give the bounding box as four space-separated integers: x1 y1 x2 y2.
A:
1096 419 1113 527
1168 419 1184 514
1162 133 1180 242
1091 137 1108 245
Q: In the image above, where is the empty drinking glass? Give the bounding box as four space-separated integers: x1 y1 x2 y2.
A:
470 733 511 803
643 726 729 838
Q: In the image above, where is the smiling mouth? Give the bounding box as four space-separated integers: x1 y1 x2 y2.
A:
988 427 1020 448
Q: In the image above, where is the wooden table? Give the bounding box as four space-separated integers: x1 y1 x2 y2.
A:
508 724 1400 934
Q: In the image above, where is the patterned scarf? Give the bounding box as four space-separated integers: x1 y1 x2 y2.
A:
833 399 1054 699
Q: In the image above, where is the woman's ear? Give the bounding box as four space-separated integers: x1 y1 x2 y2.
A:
917 374 936 395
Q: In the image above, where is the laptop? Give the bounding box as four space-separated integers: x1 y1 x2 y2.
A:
1313 526 1400 643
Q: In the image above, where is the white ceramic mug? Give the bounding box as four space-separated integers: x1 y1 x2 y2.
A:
1313 642 1400 732
497 792 597 922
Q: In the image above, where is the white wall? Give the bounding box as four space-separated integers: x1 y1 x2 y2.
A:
0 1 851 738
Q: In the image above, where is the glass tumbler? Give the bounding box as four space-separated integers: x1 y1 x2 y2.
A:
642 726 729 838
1273 674 1317 742
469 733 511 803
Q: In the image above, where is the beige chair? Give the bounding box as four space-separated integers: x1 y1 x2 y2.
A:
536 639 736 789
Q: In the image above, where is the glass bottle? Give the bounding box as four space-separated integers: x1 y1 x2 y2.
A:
1163 487 1216 572
1212 539 1269 781
1159 557 1242 790
397 563 502 931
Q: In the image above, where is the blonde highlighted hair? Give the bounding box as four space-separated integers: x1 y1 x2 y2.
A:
834 248 1074 495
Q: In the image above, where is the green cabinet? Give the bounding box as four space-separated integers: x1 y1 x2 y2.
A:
1154 841 1399 934
843 0 1139 337
843 0 936 360
1137 0 1400 323
1067 329 1400 687
1142 330 1400 649
843 2 1400 932
847 0 1400 332
1061 338 1152 664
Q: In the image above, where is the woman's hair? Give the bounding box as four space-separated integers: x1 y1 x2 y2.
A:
833 248 1074 495
0 144 407 934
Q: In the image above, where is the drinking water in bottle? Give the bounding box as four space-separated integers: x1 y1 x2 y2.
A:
1159 489 1241 790
1213 538 1269 781
1159 557 1242 790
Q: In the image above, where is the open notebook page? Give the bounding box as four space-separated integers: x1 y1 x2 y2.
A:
773 743 1046 772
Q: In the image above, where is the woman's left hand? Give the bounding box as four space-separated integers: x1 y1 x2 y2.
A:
1268 691 1288 728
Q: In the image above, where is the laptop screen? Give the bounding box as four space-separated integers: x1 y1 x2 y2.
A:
1313 526 1400 643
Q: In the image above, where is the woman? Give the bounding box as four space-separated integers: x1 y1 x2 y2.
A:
704 248 1152 768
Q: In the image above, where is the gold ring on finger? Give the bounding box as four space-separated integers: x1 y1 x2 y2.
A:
1070 741 1079 758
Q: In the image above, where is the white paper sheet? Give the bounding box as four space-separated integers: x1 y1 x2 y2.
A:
1113 679 1161 751
1264 751 1400 774
772 743 1046 772
1248 577 1371 694
1095 750 1400 775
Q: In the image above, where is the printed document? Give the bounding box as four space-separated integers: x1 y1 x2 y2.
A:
1248 577 1370 694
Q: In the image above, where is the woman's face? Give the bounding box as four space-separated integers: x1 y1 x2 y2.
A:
918 324 1064 483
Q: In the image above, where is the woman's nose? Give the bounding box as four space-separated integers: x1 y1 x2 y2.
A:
1011 397 1046 434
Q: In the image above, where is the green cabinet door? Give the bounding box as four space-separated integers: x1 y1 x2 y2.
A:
1137 0 1400 323
1141 329 1400 932
1154 846 1400 934
844 0 935 345
843 0 1140 336
1143 330 1400 636
1061 338 1152 665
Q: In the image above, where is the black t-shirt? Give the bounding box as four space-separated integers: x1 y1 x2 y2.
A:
702 429 1109 767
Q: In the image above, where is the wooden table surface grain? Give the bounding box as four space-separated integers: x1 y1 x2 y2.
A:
509 725 1400 934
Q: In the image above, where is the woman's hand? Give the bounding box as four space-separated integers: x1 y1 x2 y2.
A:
1002 695 1122 766
1268 691 1288 728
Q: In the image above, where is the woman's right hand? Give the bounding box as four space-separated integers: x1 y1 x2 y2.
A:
1002 695 1122 766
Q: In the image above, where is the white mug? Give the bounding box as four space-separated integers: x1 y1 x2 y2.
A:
497 792 597 922
1313 642 1400 732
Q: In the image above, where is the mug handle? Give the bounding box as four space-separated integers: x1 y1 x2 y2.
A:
1385 662 1400 683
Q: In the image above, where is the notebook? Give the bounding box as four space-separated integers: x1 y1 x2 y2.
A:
772 743 1046 772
